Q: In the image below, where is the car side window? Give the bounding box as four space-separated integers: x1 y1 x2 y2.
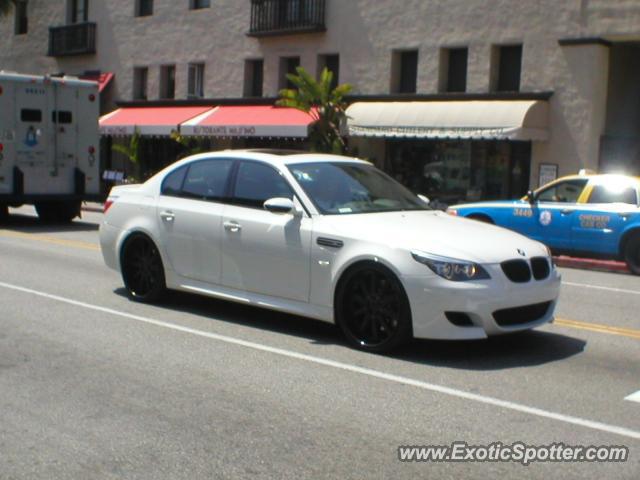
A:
181 159 233 201
161 166 187 197
233 161 294 209
536 179 588 203
587 185 637 205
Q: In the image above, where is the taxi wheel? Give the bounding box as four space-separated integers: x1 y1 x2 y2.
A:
624 235 640 275
121 234 166 302
335 263 413 353
468 214 493 224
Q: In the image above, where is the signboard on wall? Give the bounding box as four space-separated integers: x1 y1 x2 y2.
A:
539 163 558 187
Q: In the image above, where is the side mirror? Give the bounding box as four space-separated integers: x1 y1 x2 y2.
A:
263 197 297 214
526 190 535 204
417 194 430 206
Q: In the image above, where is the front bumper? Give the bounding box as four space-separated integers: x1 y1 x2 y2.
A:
402 263 561 340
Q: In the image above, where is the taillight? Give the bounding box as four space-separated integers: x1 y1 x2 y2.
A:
103 197 116 213
447 209 458 216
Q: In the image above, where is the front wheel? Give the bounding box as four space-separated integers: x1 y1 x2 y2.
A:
335 263 412 353
624 235 640 275
121 235 166 302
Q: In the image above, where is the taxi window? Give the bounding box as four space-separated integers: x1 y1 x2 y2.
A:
536 179 587 203
588 185 637 205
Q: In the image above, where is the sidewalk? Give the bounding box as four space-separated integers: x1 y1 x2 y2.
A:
553 255 630 274
81 202 104 213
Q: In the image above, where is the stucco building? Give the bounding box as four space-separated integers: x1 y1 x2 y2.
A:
1 0 639 203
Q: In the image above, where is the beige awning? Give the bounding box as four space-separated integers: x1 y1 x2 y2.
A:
346 100 549 141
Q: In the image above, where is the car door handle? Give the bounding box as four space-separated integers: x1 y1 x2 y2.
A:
560 208 573 215
223 221 242 233
160 210 175 222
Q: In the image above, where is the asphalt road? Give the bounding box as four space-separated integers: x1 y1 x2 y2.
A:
0 206 638 479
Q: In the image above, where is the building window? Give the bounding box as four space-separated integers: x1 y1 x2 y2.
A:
187 63 205 99
391 50 418 94
440 47 468 93
70 0 88 23
14 1 28 35
493 44 522 92
135 0 153 17
279 56 300 89
160 65 176 99
243 59 264 97
133 67 148 100
318 54 339 90
190 0 210 10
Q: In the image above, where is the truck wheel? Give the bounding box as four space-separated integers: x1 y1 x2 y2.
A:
35 201 81 223
0 204 8 222
624 235 640 275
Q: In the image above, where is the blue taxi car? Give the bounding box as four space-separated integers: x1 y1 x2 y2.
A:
447 173 640 274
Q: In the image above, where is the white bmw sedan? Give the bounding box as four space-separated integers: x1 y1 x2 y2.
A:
100 149 561 352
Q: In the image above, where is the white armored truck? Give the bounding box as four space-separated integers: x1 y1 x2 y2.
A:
0 71 102 222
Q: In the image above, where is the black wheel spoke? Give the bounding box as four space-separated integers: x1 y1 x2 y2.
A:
340 267 407 349
123 237 165 300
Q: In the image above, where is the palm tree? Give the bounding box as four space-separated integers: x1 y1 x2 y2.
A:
277 66 352 154
0 0 15 17
112 128 143 182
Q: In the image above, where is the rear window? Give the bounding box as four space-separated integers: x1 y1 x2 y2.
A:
161 166 187 197
181 159 233 201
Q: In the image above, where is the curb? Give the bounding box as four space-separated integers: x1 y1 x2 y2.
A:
553 255 630 274
81 203 104 213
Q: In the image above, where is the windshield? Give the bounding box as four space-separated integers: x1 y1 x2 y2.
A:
288 162 428 215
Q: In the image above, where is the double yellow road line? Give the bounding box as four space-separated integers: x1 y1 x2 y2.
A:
555 318 640 340
2 228 640 340
0 229 100 251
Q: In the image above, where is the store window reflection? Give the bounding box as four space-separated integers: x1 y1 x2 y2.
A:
387 139 530 208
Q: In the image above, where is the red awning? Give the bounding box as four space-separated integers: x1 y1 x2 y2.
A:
79 72 114 93
180 106 316 138
99 106 214 136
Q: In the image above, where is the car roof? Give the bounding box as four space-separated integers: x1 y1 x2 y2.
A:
537 173 640 189
173 149 371 168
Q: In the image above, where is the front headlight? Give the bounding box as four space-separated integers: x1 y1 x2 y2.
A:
411 251 490 281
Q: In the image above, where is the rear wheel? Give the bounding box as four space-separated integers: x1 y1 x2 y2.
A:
35 201 81 223
335 263 412 353
0 204 8 222
624 234 640 275
121 234 166 302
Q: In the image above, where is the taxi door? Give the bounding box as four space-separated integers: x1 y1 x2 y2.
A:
530 178 589 250
569 183 638 255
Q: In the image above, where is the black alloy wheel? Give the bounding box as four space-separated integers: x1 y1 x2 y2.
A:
121 235 166 302
624 234 640 275
336 263 412 352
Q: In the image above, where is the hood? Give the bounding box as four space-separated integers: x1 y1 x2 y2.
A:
320 210 548 264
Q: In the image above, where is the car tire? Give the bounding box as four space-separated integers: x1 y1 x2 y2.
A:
0 204 8 222
624 234 640 275
335 262 413 353
121 234 167 302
